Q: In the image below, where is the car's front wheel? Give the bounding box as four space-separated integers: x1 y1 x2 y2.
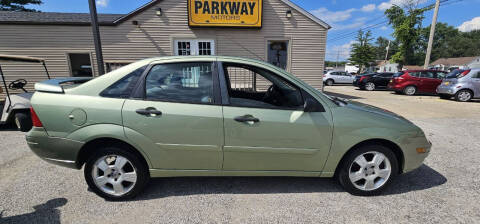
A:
84 146 150 200
337 145 398 196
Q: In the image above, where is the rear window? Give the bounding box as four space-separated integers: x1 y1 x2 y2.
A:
446 69 470 79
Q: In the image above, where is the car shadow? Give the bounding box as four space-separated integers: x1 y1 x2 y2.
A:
131 165 445 201
0 198 67 224
324 91 363 100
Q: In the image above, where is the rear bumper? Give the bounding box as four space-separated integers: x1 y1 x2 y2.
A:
436 85 457 95
26 127 84 169
387 83 404 91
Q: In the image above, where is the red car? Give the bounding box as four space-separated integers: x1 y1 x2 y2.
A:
387 70 447 95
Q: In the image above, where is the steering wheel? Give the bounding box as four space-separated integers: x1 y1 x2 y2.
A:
8 79 28 92
263 85 282 105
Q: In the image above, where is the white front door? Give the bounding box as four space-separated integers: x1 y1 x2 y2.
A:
174 39 215 56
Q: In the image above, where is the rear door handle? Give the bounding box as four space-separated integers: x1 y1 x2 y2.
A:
234 115 260 123
136 107 162 117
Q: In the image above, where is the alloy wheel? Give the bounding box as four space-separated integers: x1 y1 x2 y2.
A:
92 155 137 196
457 90 472 102
365 82 375 91
404 86 416 95
348 151 392 191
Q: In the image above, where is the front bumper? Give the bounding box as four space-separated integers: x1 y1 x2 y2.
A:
401 135 432 173
436 84 457 95
26 127 84 169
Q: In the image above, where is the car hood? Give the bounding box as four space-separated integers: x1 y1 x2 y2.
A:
345 100 410 122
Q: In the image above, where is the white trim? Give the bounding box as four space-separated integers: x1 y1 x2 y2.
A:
173 39 215 56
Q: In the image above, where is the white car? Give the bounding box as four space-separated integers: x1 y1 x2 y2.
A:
323 71 355 86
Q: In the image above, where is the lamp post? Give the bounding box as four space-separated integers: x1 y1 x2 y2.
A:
88 0 105 75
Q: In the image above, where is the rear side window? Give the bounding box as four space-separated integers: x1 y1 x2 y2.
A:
472 71 480 79
100 66 146 98
420 71 434 78
408 72 421 77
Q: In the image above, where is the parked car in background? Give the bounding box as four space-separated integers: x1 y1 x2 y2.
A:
436 68 480 102
323 71 355 86
387 70 448 95
26 56 430 200
353 72 394 91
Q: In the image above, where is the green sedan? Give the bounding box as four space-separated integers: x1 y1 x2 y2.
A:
26 56 431 200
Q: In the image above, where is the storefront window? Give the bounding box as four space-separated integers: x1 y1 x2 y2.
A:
267 41 289 70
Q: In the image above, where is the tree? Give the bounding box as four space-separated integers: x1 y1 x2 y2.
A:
0 0 42 12
349 30 376 73
384 3 429 67
374 37 399 61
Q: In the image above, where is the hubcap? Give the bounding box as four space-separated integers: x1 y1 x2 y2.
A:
366 82 375 91
458 91 471 101
327 80 333 85
406 87 415 95
349 151 391 191
92 155 137 196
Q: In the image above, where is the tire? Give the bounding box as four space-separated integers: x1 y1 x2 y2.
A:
403 86 417 95
365 82 376 91
14 112 32 132
337 145 398 196
439 94 451 100
455 90 473 102
325 79 334 86
84 145 150 201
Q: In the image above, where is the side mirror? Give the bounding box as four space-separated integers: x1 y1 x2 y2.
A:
304 98 319 112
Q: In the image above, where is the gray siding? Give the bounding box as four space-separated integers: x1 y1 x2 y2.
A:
0 0 327 98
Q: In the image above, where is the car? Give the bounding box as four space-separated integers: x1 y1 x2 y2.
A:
436 68 480 102
391 69 450 95
322 71 355 86
387 70 448 95
353 72 394 91
26 56 431 200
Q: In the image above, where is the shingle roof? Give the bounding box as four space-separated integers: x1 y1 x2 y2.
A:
430 57 479 66
0 11 124 25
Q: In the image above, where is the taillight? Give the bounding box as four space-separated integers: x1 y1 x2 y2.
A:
459 70 471 78
30 107 43 127
359 76 366 82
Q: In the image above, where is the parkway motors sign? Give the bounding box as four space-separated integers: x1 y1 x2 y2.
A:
188 0 263 27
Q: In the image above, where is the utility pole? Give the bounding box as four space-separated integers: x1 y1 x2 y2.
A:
88 0 105 75
424 0 440 69
384 40 391 72
335 51 339 69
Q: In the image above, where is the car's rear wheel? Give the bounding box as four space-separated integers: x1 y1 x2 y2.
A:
403 86 416 95
84 146 150 200
439 94 451 100
325 79 334 86
14 112 32 132
365 82 376 91
455 90 472 102
337 145 398 196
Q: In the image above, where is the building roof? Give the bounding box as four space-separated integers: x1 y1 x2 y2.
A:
402 65 424 70
430 56 479 66
0 0 330 29
0 11 124 25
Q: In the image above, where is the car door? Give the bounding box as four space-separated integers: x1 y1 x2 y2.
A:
419 71 438 93
377 73 393 87
122 61 224 170
471 71 480 97
219 62 333 172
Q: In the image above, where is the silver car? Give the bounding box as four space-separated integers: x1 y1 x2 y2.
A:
323 71 355 86
437 68 480 102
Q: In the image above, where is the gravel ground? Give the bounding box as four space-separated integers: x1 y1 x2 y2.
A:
1 86 479 224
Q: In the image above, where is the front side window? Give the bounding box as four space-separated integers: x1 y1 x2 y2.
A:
100 66 146 98
223 64 303 109
145 62 214 104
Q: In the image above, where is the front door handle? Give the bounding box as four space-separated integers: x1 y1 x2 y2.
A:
136 107 162 117
234 115 260 123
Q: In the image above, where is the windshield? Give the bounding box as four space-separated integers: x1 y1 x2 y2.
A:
446 69 469 79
